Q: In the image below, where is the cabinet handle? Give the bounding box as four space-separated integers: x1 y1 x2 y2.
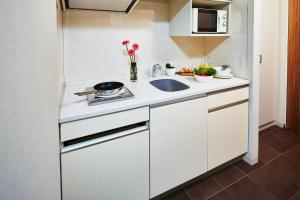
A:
208 100 248 113
61 125 148 154
150 94 207 108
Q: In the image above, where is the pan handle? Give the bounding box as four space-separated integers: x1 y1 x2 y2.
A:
74 90 97 96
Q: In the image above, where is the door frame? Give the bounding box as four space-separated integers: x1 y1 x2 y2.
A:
244 0 260 165
244 0 289 165
278 0 289 126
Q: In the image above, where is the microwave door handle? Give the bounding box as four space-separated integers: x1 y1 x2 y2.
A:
216 15 221 32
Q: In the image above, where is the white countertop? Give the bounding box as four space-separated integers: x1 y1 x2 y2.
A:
59 76 250 123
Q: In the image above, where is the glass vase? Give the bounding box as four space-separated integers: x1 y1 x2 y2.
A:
130 62 137 82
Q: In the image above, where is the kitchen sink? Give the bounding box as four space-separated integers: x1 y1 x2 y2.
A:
150 79 190 92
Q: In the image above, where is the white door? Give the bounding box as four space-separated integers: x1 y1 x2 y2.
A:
61 130 149 200
259 0 280 126
208 103 249 170
150 97 208 198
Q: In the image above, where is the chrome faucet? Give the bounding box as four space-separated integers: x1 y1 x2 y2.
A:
152 64 162 78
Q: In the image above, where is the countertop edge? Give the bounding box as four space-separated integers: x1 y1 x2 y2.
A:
59 80 250 124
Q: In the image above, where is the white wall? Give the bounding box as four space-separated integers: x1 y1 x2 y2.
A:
58 2 66 98
63 0 206 83
0 1 61 199
206 0 248 78
243 0 260 165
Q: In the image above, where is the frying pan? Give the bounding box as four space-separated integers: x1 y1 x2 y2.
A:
74 82 124 96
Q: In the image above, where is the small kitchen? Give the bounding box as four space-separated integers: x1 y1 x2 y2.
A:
0 0 259 200
7 0 300 199
57 0 255 199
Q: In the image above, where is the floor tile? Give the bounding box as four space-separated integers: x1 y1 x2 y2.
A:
207 191 234 200
162 127 300 200
284 144 300 165
270 128 300 146
212 165 246 188
161 190 191 200
269 155 300 187
225 177 276 200
259 142 281 164
235 160 264 174
260 132 293 153
186 177 221 200
260 125 281 136
289 191 300 200
249 165 300 200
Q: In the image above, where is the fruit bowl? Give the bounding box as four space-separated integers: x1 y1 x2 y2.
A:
194 74 214 83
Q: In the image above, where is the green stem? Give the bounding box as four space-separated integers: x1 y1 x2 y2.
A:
125 44 133 63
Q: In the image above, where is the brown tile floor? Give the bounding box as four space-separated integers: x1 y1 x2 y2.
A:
162 126 300 200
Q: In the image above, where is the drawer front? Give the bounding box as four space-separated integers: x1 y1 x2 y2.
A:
60 107 149 142
62 130 149 200
208 87 249 110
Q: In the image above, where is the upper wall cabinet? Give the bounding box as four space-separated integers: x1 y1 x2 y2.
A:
61 0 139 13
169 0 232 37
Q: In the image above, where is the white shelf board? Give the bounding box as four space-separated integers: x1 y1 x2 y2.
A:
190 33 230 37
192 0 231 7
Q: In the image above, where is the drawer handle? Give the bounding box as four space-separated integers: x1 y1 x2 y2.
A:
208 100 248 113
61 125 148 154
150 94 207 108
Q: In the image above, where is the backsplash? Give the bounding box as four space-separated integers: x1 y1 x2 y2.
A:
63 1 206 83
206 0 248 78
62 0 248 83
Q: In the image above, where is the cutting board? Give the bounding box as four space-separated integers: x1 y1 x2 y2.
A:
176 72 194 76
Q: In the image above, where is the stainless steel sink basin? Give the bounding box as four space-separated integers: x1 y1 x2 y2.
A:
150 79 190 92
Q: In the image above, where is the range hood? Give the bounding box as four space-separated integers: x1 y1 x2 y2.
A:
61 0 139 13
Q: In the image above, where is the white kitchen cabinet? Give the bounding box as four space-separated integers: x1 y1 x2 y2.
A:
61 130 149 200
207 88 249 170
150 96 208 198
208 87 249 109
169 0 231 36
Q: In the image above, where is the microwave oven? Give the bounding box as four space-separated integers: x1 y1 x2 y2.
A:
192 8 227 33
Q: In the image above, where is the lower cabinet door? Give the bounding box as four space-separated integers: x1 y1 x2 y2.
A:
208 102 249 170
150 98 208 198
61 130 149 200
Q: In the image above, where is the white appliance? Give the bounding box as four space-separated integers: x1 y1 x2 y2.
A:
61 0 139 13
192 8 228 33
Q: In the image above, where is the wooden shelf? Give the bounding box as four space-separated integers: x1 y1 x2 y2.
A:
193 0 231 8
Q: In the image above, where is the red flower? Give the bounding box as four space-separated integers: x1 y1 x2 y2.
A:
122 40 139 63
132 43 139 50
122 40 130 45
128 49 135 56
